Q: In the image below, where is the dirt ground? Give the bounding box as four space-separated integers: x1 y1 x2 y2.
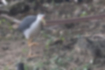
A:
1 0 105 70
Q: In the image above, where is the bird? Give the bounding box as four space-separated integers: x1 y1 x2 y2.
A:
74 0 83 3
1 0 8 5
18 13 46 58
0 0 8 7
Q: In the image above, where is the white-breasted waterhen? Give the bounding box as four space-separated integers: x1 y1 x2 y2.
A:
18 13 46 58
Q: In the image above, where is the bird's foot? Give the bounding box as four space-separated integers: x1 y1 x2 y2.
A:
27 54 34 58
27 54 40 58
28 42 39 47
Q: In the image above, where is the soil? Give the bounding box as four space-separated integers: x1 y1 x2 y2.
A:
1 0 105 70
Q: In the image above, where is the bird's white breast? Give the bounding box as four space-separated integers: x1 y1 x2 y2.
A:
23 20 41 39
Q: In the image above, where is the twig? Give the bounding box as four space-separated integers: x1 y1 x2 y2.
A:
0 14 21 23
46 14 105 26
1 13 105 26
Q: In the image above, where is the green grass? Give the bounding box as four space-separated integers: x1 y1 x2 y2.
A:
4 66 9 70
80 11 88 17
22 48 28 53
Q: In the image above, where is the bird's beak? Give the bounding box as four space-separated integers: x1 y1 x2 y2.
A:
41 17 46 26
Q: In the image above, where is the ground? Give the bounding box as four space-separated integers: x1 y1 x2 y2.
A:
0 0 105 70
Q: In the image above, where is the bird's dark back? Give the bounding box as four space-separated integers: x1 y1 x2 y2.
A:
18 16 37 32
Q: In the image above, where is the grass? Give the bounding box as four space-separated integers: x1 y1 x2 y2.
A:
80 11 88 17
24 64 29 70
18 53 74 70
4 66 9 70
22 48 28 54
0 18 13 30
34 61 44 69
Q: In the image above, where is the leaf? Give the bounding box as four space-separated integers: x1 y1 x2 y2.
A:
80 11 87 17
0 20 2 25
83 64 90 70
45 39 52 49
2 19 6 22
24 64 28 70
7 22 13 30
35 61 44 68
61 37 65 41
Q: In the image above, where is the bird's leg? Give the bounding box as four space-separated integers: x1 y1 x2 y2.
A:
27 47 33 58
28 38 39 47
27 48 40 58
27 38 39 58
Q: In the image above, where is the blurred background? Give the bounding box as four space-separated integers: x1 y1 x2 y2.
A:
0 0 105 70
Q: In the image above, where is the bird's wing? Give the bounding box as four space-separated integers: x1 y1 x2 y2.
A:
18 16 37 32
